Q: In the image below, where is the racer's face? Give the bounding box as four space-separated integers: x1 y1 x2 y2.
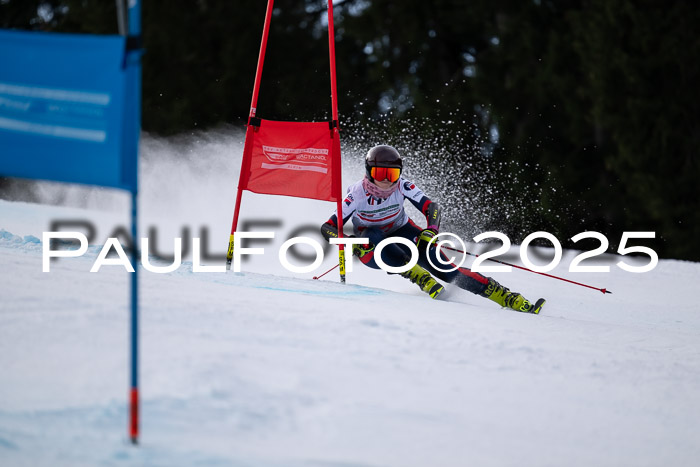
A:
373 178 395 190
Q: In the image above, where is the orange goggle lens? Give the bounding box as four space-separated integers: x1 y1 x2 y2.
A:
370 166 401 183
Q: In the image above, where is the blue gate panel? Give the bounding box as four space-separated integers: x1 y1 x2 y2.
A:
0 29 136 191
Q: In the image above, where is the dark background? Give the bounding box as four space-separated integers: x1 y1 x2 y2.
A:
2 0 698 260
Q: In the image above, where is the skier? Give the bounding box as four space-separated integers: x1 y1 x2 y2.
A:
320 145 545 314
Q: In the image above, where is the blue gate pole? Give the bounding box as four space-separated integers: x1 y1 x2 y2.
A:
129 192 139 444
127 0 142 445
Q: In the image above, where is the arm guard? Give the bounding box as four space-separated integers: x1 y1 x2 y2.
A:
424 202 441 231
320 221 339 242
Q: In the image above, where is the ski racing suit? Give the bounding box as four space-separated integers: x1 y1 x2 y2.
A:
320 177 490 295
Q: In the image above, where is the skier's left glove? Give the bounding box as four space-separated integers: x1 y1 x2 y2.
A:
417 227 438 249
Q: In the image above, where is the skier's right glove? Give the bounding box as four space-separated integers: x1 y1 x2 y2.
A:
352 242 375 259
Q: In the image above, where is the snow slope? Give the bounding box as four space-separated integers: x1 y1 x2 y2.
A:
1 130 699 466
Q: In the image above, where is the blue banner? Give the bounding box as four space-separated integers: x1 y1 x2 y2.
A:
0 29 137 192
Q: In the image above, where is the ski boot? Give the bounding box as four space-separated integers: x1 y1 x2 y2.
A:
400 264 445 299
481 278 545 314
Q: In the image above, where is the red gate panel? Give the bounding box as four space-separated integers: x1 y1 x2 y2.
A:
240 119 340 202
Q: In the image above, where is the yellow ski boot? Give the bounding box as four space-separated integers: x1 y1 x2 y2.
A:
400 264 444 299
482 278 545 314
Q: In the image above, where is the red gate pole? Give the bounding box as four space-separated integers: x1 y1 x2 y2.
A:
227 0 275 269
327 0 346 283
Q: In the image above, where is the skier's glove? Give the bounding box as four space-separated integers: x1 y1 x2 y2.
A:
352 242 375 258
417 228 438 249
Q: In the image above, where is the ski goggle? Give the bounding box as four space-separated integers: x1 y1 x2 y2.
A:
370 166 401 183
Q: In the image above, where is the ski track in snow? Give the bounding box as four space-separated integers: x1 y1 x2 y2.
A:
1 132 700 466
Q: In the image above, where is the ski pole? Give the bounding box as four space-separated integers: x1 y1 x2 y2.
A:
440 245 612 294
313 263 339 280
313 245 612 294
